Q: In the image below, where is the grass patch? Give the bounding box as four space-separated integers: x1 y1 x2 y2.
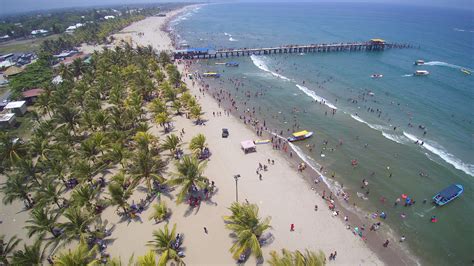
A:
0 34 60 54
6 111 36 139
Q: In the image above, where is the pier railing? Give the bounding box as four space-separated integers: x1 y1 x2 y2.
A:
174 41 412 60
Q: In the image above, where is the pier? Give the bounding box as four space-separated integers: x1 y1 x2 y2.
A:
174 39 412 60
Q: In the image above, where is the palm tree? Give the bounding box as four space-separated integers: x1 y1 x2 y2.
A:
136 250 157 266
70 185 99 211
171 100 183 116
190 105 202 123
189 134 207 156
154 112 171 132
60 207 95 243
36 180 64 209
148 202 170 223
269 249 326 266
165 155 208 204
0 234 21 265
0 132 29 168
54 237 99 266
1 173 32 207
147 223 183 266
106 143 129 168
223 202 272 261
108 181 134 214
24 207 61 239
149 98 167 116
10 239 45 265
161 134 181 156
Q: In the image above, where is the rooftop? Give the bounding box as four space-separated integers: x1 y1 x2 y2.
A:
5 100 26 109
0 113 15 122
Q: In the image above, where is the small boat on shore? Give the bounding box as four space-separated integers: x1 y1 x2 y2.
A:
215 62 226 65
433 184 463 206
202 72 221 78
371 73 383 78
287 130 313 142
414 59 425 65
414 70 430 76
461 68 471 75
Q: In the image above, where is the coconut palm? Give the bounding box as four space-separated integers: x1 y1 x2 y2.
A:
189 105 202 123
108 181 134 214
0 133 29 168
148 202 170 223
1 173 32 207
0 234 21 265
268 249 326 266
189 134 207 156
165 155 208 204
155 112 171 131
59 207 95 243
129 149 166 193
36 180 64 209
54 237 99 266
24 207 61 239
149 98 167 116
10 239 45 265
147 223 183 266
106 143 129 168
70 185 99 211
136 250 157 266
223 202 272 261
54 105 79 135
161 134 181 156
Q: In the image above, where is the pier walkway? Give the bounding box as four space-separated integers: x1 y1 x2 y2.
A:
173 39 412 60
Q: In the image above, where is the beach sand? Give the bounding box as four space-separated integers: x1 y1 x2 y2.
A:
0 6 408 265
100 6 385 265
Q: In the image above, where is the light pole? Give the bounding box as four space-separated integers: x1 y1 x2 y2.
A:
234 174 241 202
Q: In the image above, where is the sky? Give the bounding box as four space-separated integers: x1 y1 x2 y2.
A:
0 0 473 16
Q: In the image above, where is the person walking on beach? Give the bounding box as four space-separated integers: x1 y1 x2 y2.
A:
383 239 390 247
333 251 337 260
204 227 208 234
290 224 295 231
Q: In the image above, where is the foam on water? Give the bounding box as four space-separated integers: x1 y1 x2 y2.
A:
229 37 238 42
350 114 387 131
381 132 410 144
424 61 472 71
403 132 474 176
295 85 337 109
250 55 291 81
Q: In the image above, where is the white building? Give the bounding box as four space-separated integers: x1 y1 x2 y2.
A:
65 23 84 33
0 113 16 128
5 101 27 116
104 15 115 20
31 29 49 35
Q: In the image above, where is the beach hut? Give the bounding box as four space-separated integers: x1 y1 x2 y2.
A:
22 88 44 104
3 66 23 77
0 113 16 128
4 101 27 116
241 140 256 154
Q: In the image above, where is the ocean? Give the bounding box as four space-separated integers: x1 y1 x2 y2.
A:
171 3 474 265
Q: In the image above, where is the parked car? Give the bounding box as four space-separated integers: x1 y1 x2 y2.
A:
222 128 229 138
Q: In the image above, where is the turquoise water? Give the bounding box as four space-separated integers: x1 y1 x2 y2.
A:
172 3 474 265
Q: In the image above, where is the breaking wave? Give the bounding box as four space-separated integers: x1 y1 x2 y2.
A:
350 114 387 131
403 132 474 176
229 37 238 42
250 55 291 81
295 85 337 109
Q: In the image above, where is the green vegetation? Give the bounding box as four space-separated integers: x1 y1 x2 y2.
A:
8 60 53 98
0 34 60 54
223 202 272 261
269 249 326 266
0 44 201 264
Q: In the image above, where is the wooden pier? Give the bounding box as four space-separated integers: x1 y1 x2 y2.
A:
174 39 412 60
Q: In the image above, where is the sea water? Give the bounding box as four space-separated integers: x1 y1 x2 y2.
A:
172 3 474 265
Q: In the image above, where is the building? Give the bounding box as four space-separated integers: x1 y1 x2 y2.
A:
0 113 16 129
22 88 44 104
4 101 27 116
3 66 24 77
65 23 84 33
104 15 115 20
31 29 49 36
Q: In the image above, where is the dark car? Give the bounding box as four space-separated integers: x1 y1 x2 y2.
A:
222 128 229 138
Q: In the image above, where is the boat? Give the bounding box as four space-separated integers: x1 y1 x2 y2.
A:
414 60 425 65
202 72 221 78
461 68 471 75
215 62 226 65
287 130 314 142
414 70 430 76
432 184 463 206
371 73 383 78
225 62 239 67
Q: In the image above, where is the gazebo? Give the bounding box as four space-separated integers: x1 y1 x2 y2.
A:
240 140 256 154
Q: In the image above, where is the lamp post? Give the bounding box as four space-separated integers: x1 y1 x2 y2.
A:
233 174 241 202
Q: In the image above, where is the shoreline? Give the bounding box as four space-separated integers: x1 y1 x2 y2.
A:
165 5 418 265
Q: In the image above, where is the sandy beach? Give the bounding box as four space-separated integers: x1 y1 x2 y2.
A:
0 6 414 265
98 6 387 265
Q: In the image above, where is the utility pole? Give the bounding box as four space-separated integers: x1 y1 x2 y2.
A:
233 174 240 202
